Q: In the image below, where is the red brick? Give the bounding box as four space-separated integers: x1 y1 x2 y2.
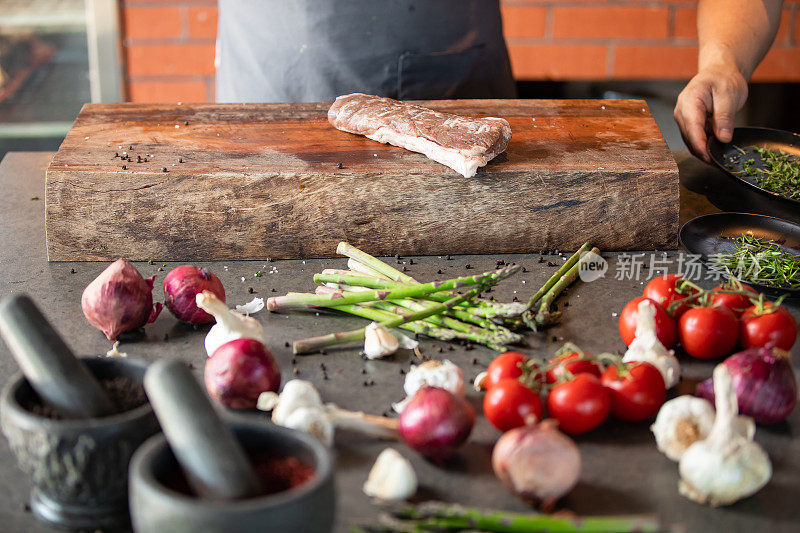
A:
752 47 800 81
507 44 608 80
123 6 181 40
774 9 792 44
187 6 219 39
795 9 800 43
127 79 209 103
552 6 669 40
673 8 697 40
614 45 698 79
126 43 216 76
500 5 547 39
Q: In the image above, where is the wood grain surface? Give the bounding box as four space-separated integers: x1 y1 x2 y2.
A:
45 100 679 261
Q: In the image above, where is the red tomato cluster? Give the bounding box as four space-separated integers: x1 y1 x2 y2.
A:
482 349 666 436
619 276 797 359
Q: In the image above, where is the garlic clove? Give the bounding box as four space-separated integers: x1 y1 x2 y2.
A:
235 297 265 315
651 395 715 462
363 448 417 501
364 322 400 359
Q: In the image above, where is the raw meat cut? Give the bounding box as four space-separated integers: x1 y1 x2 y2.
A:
328 93 512 178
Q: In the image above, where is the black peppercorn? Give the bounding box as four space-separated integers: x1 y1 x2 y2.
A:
285 341 290 347
162 167 168 172
293 368 300 375
122 165 126 170
184 121 189 126
248 287 254 294
409 259 414 265
361 368 367 374
336 162 343 169
399 368 405 374
179 158 184 163
70 268 76 274
437 269 442 275
465 264 472 269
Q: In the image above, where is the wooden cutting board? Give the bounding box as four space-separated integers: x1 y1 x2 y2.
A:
45 100 678 261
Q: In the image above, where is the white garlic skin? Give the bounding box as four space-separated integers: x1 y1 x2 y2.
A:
363 322 400 359
623 299 680 388
393 360 465 413
678 365 771 506
651 396 716 461
363 448 418 501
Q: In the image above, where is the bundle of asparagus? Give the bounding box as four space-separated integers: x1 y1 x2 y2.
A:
352 501 662 533
267 242 597 355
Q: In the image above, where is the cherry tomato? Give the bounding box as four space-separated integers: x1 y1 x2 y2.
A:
545 350 602 384
601 362 666 422
485 351 533 391
740 303 797 350
483 378 543 432
643 274 697 318
710 284 758 316
678 305 739 359
619 297 678 348
546 374 610 435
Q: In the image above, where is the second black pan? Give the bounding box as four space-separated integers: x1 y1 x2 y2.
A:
679 212 800 298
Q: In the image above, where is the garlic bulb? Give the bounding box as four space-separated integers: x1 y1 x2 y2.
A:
196 290 265 357
651 396 716 461
270 380 324 425
363 448 417 500
364 322 400 359
393 360 465 413
283 406 334 446
623 299 681 388
256 380 333 446
678 365 771 506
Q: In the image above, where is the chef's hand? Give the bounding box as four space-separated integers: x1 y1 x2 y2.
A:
674 64 748 164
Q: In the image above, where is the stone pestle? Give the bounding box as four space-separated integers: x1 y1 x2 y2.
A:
144 359 264 500
0 293 117 418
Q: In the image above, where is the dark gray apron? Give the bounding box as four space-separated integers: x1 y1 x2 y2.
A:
216 0 516 102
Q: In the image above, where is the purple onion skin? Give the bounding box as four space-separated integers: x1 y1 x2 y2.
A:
205 338 281 409
163 265 226 324
81 258 162 341
697 347 797 424
397 386 475 463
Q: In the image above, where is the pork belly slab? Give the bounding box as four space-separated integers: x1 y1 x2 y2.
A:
327 93 512 178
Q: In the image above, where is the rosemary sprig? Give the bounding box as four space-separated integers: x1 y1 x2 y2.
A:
710 235 800 289
732 145 800 200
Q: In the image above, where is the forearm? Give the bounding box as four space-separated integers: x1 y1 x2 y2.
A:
697 0 783 79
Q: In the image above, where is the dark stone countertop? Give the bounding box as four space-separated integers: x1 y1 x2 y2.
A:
0 151 798 532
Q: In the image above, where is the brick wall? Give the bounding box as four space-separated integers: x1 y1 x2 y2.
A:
121 0 800 103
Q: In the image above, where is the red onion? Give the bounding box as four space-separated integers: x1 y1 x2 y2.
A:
204 338 281 409
492 420 581 511
163 265 225 324
81 258 162 341
397 386 474 462
697 346 797 424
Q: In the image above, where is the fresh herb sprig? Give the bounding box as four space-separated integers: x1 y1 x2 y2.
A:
732 145 800 200
710 235 800 289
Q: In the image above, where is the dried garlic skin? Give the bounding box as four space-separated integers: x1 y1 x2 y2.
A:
678 365 771 506
393 360 465 413
363 448 417 501
623 299 681 388
364 322 400 359
651 396 715 461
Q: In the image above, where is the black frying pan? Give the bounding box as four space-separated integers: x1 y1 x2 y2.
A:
679 212 800 298
707 127 800 210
